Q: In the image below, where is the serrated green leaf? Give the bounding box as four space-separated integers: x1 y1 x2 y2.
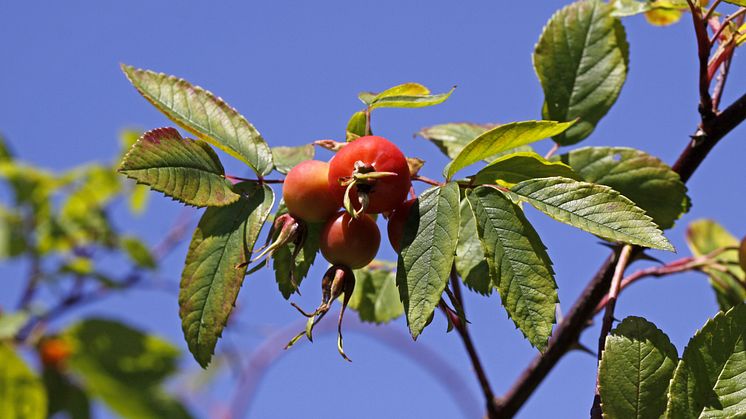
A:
121 236 157 270
467 186 557 349
455 198 492 295
0 344 46 419
121 65 273 176
346 111 369 140
43 368 90 419
348 266 404 324
724 0 746 6
64 319 190 419
599 316 678 418
271 145 314 174
510 177 673 251
362 83 455 110
444 120 575 180
666 303 746 418
119 127 239 207
534 0 629 145
179 183 274 367
686 220 746 310
473 151 580 187
272 220 322 299
417 122 492 159
557 147 688 230
396 183 460 339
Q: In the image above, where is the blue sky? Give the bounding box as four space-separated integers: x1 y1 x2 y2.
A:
1 1 745 418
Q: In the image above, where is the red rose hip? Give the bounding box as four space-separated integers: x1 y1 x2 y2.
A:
327 136 411 214
320 211 380 269
387 199 416 252
282 160 340 223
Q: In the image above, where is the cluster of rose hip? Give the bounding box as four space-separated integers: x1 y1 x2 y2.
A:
260 135 414 359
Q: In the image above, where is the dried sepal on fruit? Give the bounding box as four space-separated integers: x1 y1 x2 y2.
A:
285 264 356 361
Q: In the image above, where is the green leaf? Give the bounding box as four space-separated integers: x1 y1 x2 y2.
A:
121 236 157 270
510 177 673 251
119 127 240 207
396 183 460 339
0 344 46 419
455 198 492 295
610 0 651 16
473 151 580 187
0 134 14 163
686 220 746 310
362 82 455 110
599 316 678 418
666 303 746 418
43 368 91 419
348 265 404 324
444 120 575 180
271 145 314 174
346 111 369 141
128 184 150 215
64 319 191 419
272 220 322 299
121 65 273 176
724 0 746 6
467 186 557 349
417 122 493 159
556 146 688 230
534 0 629 145
179 183 274 367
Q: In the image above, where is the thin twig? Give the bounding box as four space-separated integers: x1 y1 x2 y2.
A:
687 0 717 122
544 142 560 159
444 267 499 418
412 175 444 187
225 174 284 184
709 7 746 45
591 245 633 418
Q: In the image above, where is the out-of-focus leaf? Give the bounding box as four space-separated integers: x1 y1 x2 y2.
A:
121 236 157 270
396 183 460 339
0 312 29 340
666 303 746 418
180 183 273 367
349 265 404 324
467 186 557 350
271 145 315 174
119 127 239 207
444 120 575 180
645 5 683 26
43 368 91 419
534 0 629 145
128 184 150 215
473 152 579 187
0 343 47 419
557 146 689 230
455 198 492 295
121 65 273 176
64 319 191 419
686 219 746 310
0 206 26 258
509 177 673 251
0 134 13 163
599 316 678 418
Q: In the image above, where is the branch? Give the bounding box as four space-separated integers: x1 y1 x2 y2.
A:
687 0 717 122
493 90 746 417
